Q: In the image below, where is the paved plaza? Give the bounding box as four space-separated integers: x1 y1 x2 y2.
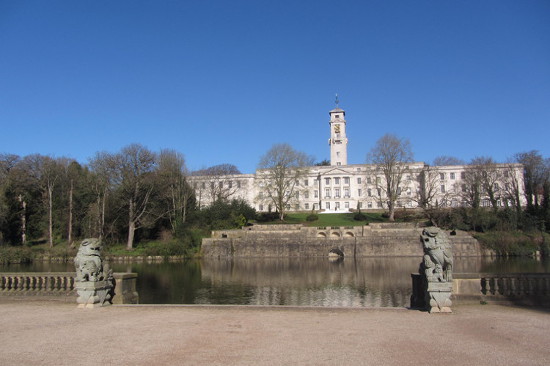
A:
1 301 549 365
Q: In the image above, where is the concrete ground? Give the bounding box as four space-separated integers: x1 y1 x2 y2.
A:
0 301 549 366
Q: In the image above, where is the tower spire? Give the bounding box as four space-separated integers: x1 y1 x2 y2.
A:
335 93 340 108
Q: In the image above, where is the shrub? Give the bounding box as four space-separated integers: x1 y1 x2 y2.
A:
353 212 366 221
0 246 33 264
306 214 319 222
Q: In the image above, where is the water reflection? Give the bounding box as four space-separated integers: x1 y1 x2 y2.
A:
2 257 549 307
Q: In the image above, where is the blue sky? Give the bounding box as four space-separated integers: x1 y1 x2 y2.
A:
1 0 549 173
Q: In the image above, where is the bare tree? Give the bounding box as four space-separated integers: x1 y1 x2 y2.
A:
367 134 414 221
432 156 465 166
470 157 502 210
413 165 457 225
256 143 313 220
23 155 62 248
192 164 241 205
502 162 524 213
514 150 545 211
109 144 158 250
158 149 194 234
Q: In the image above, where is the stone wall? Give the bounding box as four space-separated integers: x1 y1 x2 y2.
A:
202 224 486 258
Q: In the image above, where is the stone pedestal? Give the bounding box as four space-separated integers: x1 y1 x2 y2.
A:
426 282 452 313
75 280 113 308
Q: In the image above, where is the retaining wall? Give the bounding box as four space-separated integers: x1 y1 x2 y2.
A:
202 224 486 258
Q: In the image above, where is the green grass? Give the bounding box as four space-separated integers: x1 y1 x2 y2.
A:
258 212 385 227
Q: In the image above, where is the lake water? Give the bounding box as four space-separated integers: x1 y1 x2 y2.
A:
3 256 549 307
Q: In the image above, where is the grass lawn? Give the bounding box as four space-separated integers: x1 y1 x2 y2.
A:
258 212 386 227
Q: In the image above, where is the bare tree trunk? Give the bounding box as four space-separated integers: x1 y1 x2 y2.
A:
127 221 135 250
68 179 73 246
48 185 53 248
127 199 135 250
18 195 26 245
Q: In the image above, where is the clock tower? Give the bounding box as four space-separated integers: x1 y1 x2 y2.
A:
328 98 348 166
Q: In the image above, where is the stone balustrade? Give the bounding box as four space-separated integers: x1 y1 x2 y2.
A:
1 272 75 293
453 273 550 307
0 272 138 304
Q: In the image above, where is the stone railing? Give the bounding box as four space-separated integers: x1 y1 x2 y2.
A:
0 272 138 304
1 272 75 293
453 273 550 307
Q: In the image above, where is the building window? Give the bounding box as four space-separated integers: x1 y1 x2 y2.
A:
440 185 445 193
304 179 309 186
228 181 232 189
237 181 241 188
335 202 340 210
336 152 340 157
376 177 381 183
314 190 318 198
304 191 309 199
259 204 263 211
377 188 381 196
368 188 372 197
397 187 401 195
295 204 300 210
367 202 372 208
337 162 341 165
335 114 340 118
326 202 330 209
461 172 466 179
345 202 349 209
325 188 331 198
358 189 362 196
494 183 500 191
450 172 455 180
504 170 509 178
344 188 350 198
439 173 445 180
335 177 340 185
344 177 350 185
367 177 372 184
305 203 309 210
201 182 206 189
461 184 467 192
335 188 341 198
377 201 382 208
211 182 215 189
357 177 362 184
325 178 331 185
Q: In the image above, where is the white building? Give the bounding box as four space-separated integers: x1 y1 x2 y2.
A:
190 105 526 212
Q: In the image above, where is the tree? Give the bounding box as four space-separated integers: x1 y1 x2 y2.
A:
433 156 465 166
256 143 313 220
470 157 502 210
367 134 414 221
110 144 158 250
515 150 545 211
157 149 195 235
192 164 241 205
414 165 456 225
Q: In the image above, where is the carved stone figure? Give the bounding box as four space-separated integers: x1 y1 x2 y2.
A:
420 227 453 283
74 238 105 282
74 238 113 308
417 228 454 313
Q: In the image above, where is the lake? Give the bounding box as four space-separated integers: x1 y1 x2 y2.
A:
3 256 549 307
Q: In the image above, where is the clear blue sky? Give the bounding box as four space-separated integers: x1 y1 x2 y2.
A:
1 0 549 173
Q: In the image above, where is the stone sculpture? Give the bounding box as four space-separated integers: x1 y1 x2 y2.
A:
418 228 454 313
420 228 453 283
74 238 113 308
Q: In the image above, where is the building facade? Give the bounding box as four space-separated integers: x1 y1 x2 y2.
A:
190 105 526 212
